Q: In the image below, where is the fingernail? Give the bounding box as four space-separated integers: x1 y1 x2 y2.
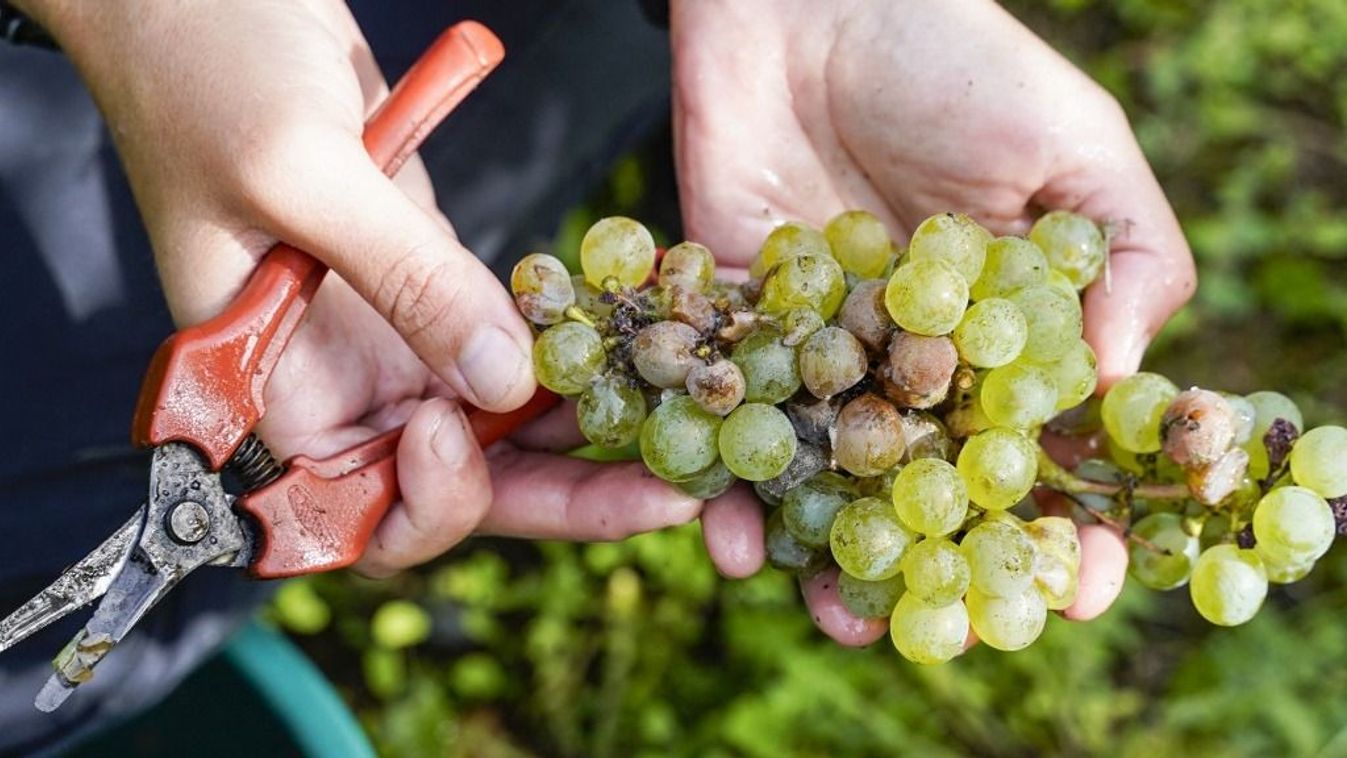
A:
457 326 529 408
430 401 470 467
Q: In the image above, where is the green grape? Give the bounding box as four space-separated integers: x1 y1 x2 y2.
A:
906 212 991 284
1025 517 1080 610
1253 486 1334 565
1242 390 1304 478
533 322 606 395
1045 269 1076 296
511 253 576 325
1189 544 1267 626
825 210 893 279
902 539 971 607
685 359 746 417
952 298 1028 368
1101 372 1179 453
1006 284 1083 361
765 509 824 574
960 519 1036 597
783 472 858 548
839 571 906 618
780 307 825 347
750 221 831 279
970 237 1048 301
891 459 968 537
577 375 647 448
889 593 969 665
675 460 736 499
980 362 1058 430
1033 339 1098 411
757 253 847 319
956 427 1039 510
638 395 722 482
1029 210 1106 289
884 259 969 336
834 394 906 477
718 403 797 481
1128 512 1199 590
632 321 701 389
658 241 716 292
571 274 614 321
965 586 1047 652
580 216 655 288
1222 392 1257 445
798 326 868 399
730 327 802 404
1289 425 1347 498
830 497 916 581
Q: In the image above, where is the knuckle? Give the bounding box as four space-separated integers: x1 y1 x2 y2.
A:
372 249 461 344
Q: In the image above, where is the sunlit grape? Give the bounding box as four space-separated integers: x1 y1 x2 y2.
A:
1128 512 1199 590
952 298 1027 368
884 259 968 336
1253 486 1334 566
906 212 991 284
970 236 1048 301
511 253 575 325
961 519 1036 597
830 497 915 581
757 253 847 319
1032 339 1097 411
581 216 656 288
890 593 969 665
966 585 1047 651
956 427 1038 510
901 539 970 607
980 362 1058 430
730 327 802 404
638 395 722 482
1189 545 1267 626
825 210 893 279
1101 372 1179 453
577 374 647 448
533 322 606 395
719 403 797 481
658 241 716 292
750 221 831 279
891 459 968 537
1029 210 1106 289
1289 425 1347 499
1006 284 1082 362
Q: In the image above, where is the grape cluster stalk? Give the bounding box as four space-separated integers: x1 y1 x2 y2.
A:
511 211 1347 664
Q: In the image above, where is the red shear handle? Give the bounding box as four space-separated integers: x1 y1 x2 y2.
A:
131 21 506 471
239 389 559 578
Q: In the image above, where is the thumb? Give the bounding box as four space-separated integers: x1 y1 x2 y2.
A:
1038 122 1195 389
257 130 535 412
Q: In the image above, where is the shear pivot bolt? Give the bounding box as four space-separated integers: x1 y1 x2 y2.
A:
168 501 210 544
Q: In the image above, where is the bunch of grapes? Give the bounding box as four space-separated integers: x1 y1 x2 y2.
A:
511 210 1346 664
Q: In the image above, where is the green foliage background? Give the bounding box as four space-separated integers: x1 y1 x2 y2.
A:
269 2 1347 755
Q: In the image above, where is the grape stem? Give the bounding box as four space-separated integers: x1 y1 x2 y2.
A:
1035 449 1189 501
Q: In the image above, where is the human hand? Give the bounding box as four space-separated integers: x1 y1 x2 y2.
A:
673 0 1192 643
22 0 701 575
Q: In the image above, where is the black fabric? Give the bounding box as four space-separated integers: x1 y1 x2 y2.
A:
0 2 669 754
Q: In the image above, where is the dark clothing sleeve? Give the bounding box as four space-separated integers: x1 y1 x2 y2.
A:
0 1 669 754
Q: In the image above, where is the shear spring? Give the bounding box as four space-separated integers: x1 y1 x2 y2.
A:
228 434 283 491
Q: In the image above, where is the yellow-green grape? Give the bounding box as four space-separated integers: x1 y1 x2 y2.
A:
830 497 916 581
750 221 831 279
1101 372 1179 453
1242 390 1304 478
675 460 736 500
980 362 1058 430
1289 425 1347 498
658 241 715 292
571 274 614 320
757 253 847 319
685 359 746 417
838 571 906 618
970 237 1048 301
638 395 722 482
783 472 858 547
718 403 797 481
901 539 971 607
1253 486 1334 566
884 259 969 336
1006 284 1083 361
825 210 893 279
765 509 824 574
1263 553 1315 585
892 459 968 537
890 593 969 665
730 327 802 404
1033 339 1098 411
1045 269 1076 297
961 519 1036 597
907 212 991 284
965 586 1047 651
1025 517 1080 610
580 216 655 288
957 427 1039 510
1029 210 1107 289
632 321 701 389
952 298 1028 368
798 326 868 399
1128 512 1200 590
577 374 647 448
510 253 575 325
1189 544 1267 626
834 394 906 477
533 322 605 395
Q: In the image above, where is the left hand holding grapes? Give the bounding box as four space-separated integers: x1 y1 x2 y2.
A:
672 0 1195 644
